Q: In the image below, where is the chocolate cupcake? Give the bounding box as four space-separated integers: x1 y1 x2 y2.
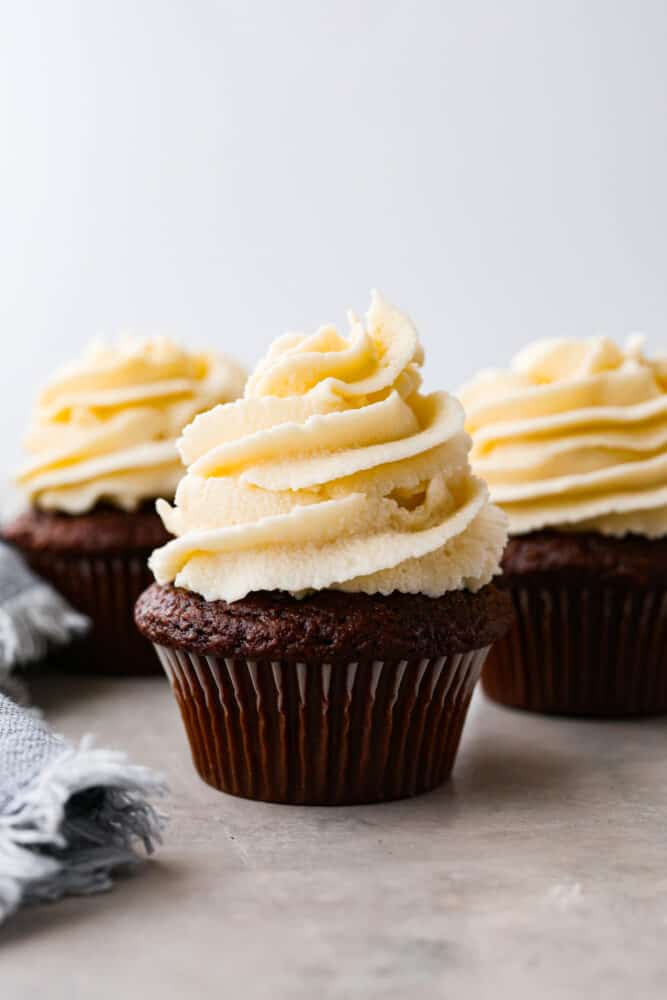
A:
136 292 512 803
4 337 245 674
460 336 667 716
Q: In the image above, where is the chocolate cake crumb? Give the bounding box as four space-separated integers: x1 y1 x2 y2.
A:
3 503 170 555
501 531 667 587
135 582 514 661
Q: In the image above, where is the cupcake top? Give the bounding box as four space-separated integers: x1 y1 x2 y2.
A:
17 337 246 514
149 292 507 603
459 335 667 537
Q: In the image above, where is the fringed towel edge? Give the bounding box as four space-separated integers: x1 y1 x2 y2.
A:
0 584 89 671
0 738 166 923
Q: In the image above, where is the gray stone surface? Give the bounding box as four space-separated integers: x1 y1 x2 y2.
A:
2 674 666 999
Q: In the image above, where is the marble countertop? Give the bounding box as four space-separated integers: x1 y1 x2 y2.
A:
2 674 666 999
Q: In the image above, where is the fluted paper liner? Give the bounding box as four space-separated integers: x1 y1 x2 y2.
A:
483 582 667 717
155 647 490 805
23 550 161 675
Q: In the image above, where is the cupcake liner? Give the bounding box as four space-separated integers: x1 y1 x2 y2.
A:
23 550 161 675
154 646 490 805
482 582 667 717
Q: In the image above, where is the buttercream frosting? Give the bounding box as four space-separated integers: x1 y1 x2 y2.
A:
149 292 507 602
17 337 246 513
459 335 667 536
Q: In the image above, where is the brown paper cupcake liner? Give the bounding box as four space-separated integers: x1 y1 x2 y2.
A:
154 646 490 805
23 550 161 675
482 582 667 717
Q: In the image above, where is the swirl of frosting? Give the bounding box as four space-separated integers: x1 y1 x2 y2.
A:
149 292 507 602
17 337 246 513
459 335 667 536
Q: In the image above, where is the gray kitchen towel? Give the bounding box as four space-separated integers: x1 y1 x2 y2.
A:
0 694 165 923
0 542 166 924
0 541 89 686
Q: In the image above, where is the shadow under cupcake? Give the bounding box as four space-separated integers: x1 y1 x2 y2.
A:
135 292 513 803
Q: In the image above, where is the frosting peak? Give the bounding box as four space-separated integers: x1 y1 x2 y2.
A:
460 335 667 537
18 336 246 513
245 294 424 402
150 292 507 603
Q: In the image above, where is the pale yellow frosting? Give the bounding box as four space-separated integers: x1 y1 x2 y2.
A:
459 335 667 536
17 337 246 513
149 292 508 602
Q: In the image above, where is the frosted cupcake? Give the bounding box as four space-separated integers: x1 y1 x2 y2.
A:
136 293 512 804
4 337 245 674
460 336 667 716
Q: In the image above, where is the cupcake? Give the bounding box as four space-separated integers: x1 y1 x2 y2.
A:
4 336 245 674
136 292 512 804
460 335 667 717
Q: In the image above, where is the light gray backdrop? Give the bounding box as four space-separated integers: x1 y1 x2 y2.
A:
1 0 666 470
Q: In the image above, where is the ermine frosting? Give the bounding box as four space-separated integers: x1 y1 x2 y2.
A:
149 292 507 602
17 337 246 513
459 335 667 536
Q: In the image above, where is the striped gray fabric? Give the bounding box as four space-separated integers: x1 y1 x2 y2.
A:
0 543 166 924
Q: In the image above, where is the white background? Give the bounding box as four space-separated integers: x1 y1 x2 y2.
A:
2 0 667 468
